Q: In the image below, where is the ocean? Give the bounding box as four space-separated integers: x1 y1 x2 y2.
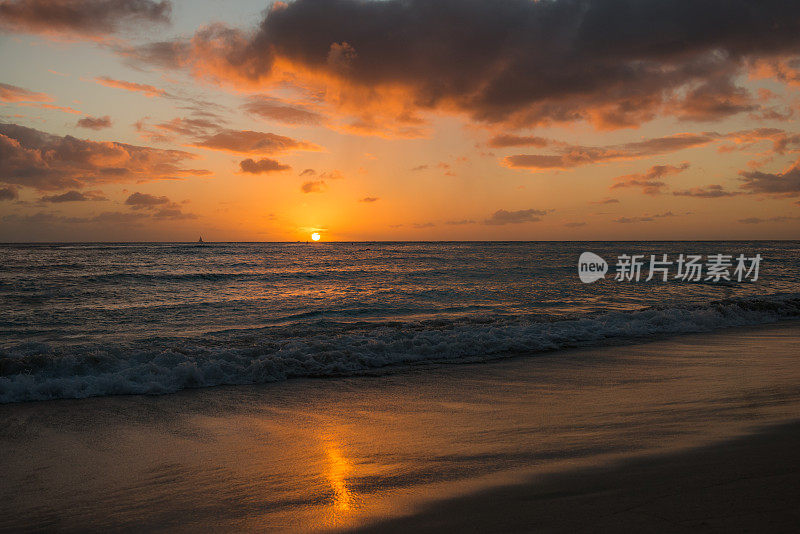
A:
1 241 799 403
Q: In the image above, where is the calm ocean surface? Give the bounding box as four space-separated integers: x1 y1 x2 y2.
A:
1 241 799 402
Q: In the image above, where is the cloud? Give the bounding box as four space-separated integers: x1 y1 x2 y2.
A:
121 191 196 219
2 210 146 225
504 134 713 171
613 212 675 223
40 189 107 202
445 219 475 225
673 184 741 198
0 82 51 103
242 97 323 126
318 170 344 180
0 0 171 38
411 164 428 171
127 0 800 131
151 207 196 219
76 115 112 130
300 180 325 193
0 122 209 191
190 129 319 155
151 117 219 136
739 159 800 196
673 77 757 122
738 216 800 224
124 192 169 209
359 196 378 202
95 76 168 98
590 197 619 205
611 163 690 195
299 168 316 176
719 128 800 155
0 185 18 200
239 157 290 174
487 134 549 148
412 222 435 229
484 208 549 225
564 221 586 227
134 116 224 143
0 83 82 115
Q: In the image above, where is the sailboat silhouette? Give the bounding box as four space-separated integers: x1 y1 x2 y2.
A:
198 236 204 243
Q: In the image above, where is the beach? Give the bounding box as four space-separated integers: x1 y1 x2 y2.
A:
2 320 799 532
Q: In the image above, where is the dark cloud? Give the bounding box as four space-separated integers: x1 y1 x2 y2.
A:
484 208 549 225
299 168 316 176
673 184 741 198
40 189 107 202
125 192 169 209
611 163 690 195
445 219 475 225
673 77 757 122
76 115 112 130
505 134 713 171
190 129 319 154
0 0 171 38
242 97 323 126
0 185 18 200
0 122 209 191
412 222 435 229
359 196 378 202
136 0 800 130
239 157 291 174
300 180 325 193
564 221 586 227
739 160 800 196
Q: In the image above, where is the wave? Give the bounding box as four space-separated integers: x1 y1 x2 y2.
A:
1 293 799 403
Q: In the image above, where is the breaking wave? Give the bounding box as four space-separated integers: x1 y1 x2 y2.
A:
2 293 798 403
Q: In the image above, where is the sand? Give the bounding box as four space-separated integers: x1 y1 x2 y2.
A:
351 421 800 533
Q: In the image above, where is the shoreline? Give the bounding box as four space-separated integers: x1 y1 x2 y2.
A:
2 320 799 532
350 420 800 533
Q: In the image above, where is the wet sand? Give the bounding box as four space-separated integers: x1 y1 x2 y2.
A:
1 321 799 532
352 421 800 533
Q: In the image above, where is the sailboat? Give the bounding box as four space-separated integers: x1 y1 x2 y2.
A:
198 236 204 243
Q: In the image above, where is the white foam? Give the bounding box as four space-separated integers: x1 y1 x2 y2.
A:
1 294 798 403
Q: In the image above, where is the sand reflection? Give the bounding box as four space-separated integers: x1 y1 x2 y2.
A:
319 435 362 528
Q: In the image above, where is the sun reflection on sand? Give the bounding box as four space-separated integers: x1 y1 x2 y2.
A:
324 440 355 513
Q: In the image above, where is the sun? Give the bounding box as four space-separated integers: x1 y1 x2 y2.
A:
311 232 321 241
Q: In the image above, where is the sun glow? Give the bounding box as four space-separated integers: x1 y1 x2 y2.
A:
311 232 321 241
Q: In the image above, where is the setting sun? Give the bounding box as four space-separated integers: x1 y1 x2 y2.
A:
311 232 321 241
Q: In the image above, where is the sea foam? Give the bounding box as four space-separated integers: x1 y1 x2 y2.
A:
2 293 798 403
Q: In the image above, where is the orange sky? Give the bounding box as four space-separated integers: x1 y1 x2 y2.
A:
1 0 799 241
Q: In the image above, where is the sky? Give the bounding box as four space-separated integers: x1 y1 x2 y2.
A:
1 0 799 242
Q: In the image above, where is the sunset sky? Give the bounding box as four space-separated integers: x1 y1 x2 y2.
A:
1 0 799 241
